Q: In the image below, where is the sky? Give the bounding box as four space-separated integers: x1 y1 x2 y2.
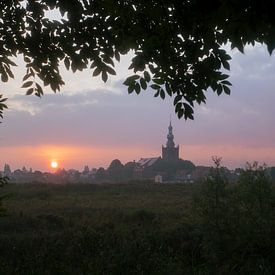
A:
1 43 275 171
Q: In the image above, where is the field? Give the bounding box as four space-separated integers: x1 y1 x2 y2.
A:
0 180 274 274
0 182 198 275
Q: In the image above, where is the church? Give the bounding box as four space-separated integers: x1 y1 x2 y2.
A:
136 120 180 170
135 121 195 181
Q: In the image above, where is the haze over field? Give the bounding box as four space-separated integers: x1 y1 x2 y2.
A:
1 44 275 171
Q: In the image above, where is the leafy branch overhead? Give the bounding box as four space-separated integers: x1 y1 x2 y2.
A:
1 1 275 119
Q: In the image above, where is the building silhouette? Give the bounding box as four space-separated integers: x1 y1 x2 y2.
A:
162 120 179 162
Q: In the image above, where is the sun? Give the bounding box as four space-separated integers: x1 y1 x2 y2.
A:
51 160 58 169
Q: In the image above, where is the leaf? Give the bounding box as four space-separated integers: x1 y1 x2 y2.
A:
6 59 17 66
160 89 165 99
165 83 172 96
1 71 8 82
221 60 230 70
135 83 141 94
115 50 120 62
218 73 229 80
173 94 182 105
101 71 108 82
267 43 275 55
24 56 31 63
128 84 135 94
221 80 232 86
93 67 101 77
64 57 70 70
223 85 231 95
26 88 34 95
0 97 7 102
140 78 147 90
217 84 222 95
21 81 33 88
183 103 193 116
144 71 150 82
150 84 160 90
177 109 184 119
23 73 32 81
36 83 43 95
123 75 140 86
4 66 14 78
154 90 160 97
175 102 182 113
106 66 116 75
152 78 164 85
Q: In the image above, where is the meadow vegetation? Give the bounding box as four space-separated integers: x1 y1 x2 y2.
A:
0 166 274 274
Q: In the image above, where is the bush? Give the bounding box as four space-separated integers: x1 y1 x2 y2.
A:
0 176 8 216
193 160 275 274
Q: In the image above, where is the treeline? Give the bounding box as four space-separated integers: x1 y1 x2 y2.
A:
94 158 196 182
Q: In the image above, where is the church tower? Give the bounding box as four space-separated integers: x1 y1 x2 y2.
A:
162 120 179 162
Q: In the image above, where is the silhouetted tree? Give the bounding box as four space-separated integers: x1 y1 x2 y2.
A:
95 167 106 182
1 1 275 120
107 159 124 182
123 161 136 180
0 175 8 216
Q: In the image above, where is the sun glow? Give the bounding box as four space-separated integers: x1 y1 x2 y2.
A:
50 160 58 169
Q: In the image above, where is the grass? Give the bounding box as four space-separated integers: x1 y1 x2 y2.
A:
0 182 200 275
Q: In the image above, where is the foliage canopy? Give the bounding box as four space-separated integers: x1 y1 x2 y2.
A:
1 0 275 119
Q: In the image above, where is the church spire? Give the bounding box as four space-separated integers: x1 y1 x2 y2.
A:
162 119 180 162
166 119 175 148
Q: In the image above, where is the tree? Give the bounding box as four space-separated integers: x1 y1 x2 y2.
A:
0 175 8 216
1 0 275 120
107 159 124 181
95 167 106 181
